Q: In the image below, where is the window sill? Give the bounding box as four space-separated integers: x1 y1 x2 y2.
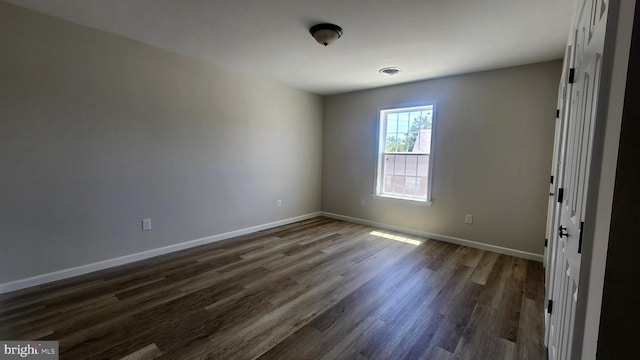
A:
373 194 433 206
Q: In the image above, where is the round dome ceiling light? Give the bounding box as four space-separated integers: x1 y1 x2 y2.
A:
379 67 402 76
309 23 343 46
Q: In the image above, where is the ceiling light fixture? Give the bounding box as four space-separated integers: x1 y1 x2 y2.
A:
309 23 343 46
379 67 402 76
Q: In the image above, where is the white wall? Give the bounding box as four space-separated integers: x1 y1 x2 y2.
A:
0 2 323 284
322 61 561 255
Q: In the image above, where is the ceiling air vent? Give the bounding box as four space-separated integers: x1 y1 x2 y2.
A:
379 67 401 76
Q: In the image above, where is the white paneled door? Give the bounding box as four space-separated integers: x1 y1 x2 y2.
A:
545 0 608 359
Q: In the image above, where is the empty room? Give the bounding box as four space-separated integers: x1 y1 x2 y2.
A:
1 0 638 359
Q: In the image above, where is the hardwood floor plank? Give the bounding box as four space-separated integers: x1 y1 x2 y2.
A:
259 253 427 359
516 298 546 359
470 251 500 285
255 323 326 360
524 260 545 302
119 343 163 360
495 268 525 342
0 217 547 360
423 346 455 360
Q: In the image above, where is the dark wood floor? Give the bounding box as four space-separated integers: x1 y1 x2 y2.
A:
0 217 546 359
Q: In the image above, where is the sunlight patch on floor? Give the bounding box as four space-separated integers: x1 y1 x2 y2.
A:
369 230 422 246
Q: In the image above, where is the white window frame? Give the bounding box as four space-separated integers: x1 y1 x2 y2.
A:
375 104 436 204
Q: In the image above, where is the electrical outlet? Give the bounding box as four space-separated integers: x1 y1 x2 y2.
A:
277 199 282 208
361 198 366 206
142 218 152 231
465 214 473 224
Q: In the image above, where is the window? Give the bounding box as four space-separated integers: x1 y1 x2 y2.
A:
376 105 434 202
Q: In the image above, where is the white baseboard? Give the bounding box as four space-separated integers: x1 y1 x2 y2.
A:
0 211 542 294
0 212 322 294
321 212 544 262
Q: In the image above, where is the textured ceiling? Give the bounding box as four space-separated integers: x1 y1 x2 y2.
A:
6 0 575 95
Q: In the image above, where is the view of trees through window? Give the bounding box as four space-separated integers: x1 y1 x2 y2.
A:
385 110 433 153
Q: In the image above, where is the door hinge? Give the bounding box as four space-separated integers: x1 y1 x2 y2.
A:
568 68 576 83
545 238 548 247
557 188 564 203
550 175 554 184
547 299 553 314
578 221 584 254
556 109 560 118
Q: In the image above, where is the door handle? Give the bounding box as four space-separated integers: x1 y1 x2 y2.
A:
558 225 569 238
